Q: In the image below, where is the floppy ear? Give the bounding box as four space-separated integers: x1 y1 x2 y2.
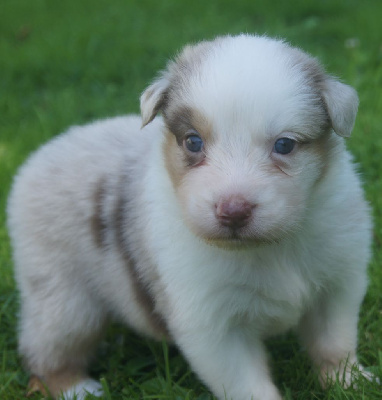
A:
321 78 359 138
140 72 170 127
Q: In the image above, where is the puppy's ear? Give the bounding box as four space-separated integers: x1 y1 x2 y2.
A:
321 78 359 138
140 72 170 128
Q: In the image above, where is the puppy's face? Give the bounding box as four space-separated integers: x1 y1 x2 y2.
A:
141 35 358 246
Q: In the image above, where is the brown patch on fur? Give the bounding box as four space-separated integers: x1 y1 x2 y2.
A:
164 40 216 102
27 315 109 397
44 368 88 398
141 40 215 126
90 178 107 248
287 48 332 136
27 369 89 399
113 183 169 337
26 316 108 397
27 375 48 397
162 106 212 189
164 106 212 144
163 130 186 189
164 106 193 145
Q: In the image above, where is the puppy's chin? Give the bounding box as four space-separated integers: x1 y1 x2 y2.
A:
200 229 283 250
204 237 264 250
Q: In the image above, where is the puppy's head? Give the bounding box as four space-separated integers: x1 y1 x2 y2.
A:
141 34 358 247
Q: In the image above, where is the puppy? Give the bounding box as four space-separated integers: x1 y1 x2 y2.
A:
7 34 373 400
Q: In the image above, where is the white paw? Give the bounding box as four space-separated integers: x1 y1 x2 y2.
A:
61 379 103 399
321 362 380 389
358 364 380 385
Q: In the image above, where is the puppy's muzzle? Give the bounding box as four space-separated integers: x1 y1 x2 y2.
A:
215 195 254 229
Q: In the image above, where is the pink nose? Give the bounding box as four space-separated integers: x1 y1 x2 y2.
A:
215 196 253 229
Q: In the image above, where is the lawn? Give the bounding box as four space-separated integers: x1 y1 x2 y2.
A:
1 0 381 399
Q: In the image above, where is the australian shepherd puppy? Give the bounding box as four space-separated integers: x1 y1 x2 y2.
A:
7 34 374 400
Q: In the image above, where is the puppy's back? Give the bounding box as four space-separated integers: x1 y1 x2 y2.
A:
7 115 160 278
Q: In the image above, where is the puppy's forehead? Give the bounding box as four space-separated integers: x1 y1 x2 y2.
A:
166 35 328 139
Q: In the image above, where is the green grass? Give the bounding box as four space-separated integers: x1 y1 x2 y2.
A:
1 0 382 399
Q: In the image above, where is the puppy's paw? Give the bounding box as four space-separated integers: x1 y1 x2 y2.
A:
60 379 103 400
320 362 380 389
357 365 381 385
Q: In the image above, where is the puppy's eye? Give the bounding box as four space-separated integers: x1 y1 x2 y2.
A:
184 134 203 153
273 138 295 155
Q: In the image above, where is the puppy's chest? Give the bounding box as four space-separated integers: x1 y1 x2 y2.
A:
164 251 317 335
216 266 314 333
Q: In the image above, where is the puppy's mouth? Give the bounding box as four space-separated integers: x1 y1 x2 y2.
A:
205 237 255 250
204 229 278 250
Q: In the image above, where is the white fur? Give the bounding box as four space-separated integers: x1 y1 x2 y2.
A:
61 379 103 400
7 35 373 400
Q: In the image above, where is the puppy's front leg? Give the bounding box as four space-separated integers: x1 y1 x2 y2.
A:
174 327 282 400
298 278 368 388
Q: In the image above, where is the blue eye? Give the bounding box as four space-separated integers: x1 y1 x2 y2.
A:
273 138 295 155
185 135 203 152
